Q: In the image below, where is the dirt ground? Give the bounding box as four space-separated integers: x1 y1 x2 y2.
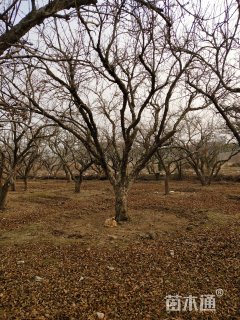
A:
0 179 240 320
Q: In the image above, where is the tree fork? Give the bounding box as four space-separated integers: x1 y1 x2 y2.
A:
0 0 96 56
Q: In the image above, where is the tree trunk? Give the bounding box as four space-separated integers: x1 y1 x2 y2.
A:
206 176 212 186
66 172 72 182
155 172 160 181
74 174 83 193
198 173 207 186
11 179 16 191
24 176 28 191
114 185 129 222
63 166 72 182
0 183 9 210
164 172 170 195
193 167 207 186
176 162 183 180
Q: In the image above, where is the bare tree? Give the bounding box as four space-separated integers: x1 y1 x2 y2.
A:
174 0 240 145
177 115 239 186
3 1 203 221
40 148 62 179
48 129 94 192
0 108 52 208
156 145 186 195
67 142 94 193
48 130 74 182
139 124 187 186
17 143 41 190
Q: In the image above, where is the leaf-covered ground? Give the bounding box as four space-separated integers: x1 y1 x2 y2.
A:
0 179 240 319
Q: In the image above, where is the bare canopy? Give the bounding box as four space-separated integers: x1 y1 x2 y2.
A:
0 0 96 56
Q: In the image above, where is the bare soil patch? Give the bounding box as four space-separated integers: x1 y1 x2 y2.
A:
0 179 240 319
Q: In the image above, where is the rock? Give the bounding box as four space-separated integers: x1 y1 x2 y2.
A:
96 312 105 319
107 234 118 240
35 276 44 282
139 231 158 240
147 230 158 240
107 266 115 271
104 217 117 228
169 190 175 194
169 250 174 257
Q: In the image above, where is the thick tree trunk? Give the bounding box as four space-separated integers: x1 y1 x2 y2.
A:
193 167 208 186
74 175 83 193
0 183 9 210
206 176 212 186
114 185 129 222
198 173 207 186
